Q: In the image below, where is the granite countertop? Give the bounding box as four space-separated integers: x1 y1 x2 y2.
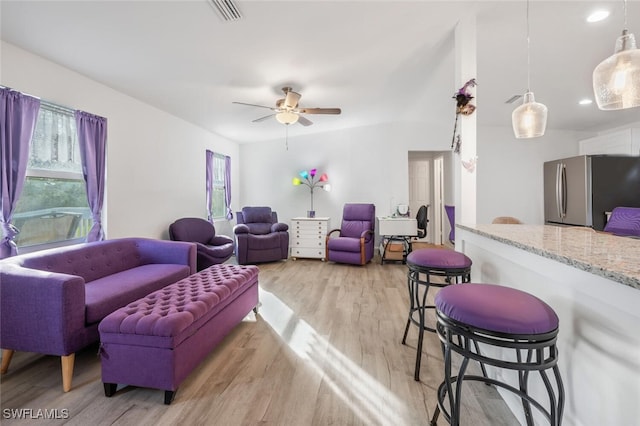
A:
457 224 640 290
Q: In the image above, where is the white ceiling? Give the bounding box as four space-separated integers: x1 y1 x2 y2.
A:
2 0 639 144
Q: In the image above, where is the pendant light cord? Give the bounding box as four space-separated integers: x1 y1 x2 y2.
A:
526 0 531 92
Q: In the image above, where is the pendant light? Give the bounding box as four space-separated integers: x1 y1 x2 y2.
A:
592 0 640 110
512 0 548 139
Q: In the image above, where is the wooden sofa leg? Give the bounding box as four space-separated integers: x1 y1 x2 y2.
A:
1 349 15 374
61 354 75 392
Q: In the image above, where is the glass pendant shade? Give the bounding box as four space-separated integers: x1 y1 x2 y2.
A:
512 91 548 139
592 30 640 110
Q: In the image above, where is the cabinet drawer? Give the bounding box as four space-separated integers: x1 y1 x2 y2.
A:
291 247 325 259
290 237 325 247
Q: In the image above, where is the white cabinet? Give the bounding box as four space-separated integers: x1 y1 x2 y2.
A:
290 217 330 260
579 128 640 156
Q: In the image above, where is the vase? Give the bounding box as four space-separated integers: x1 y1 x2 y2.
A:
307 210 316 218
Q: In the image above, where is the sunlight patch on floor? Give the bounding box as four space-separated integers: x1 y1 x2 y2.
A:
259 288 410 425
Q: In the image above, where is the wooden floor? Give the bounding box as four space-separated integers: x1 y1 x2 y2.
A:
0 250 518 425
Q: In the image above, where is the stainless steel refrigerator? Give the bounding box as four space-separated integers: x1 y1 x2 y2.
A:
543 155 640 230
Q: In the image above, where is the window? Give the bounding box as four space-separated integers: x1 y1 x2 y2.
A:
210 153 227 219
13 102 91 249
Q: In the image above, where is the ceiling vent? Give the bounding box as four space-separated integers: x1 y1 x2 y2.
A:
207 0 242 22
505 94 522 104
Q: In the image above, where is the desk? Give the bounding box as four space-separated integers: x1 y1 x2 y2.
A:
377 216 418 264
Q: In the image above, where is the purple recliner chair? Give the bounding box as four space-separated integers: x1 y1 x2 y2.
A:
233 207 289 265
169 217 235 270
326 203 375 265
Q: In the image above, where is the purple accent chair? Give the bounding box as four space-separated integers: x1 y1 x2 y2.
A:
233 207 289 265
169 217 235 270
326 203 375 265
0 238 196 392
604 206 640 237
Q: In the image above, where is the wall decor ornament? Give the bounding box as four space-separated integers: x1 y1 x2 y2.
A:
292 168 331 218
451 78 477 153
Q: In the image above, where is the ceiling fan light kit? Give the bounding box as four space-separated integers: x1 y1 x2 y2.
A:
233 86 341 127
276 111 299 125
592 0 640 110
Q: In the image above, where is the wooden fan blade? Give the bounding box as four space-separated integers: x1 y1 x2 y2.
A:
252 114 275 123
297 115 313 126
297 108 341 115
233 101 276 110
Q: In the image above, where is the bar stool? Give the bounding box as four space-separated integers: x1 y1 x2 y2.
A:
431 283 564 426
402 248 472 381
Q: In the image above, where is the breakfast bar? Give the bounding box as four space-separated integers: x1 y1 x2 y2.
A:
455 224 640 426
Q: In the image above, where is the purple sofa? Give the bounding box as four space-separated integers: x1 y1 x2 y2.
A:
169 217 235 270
326 203 375 265
0 238 196 392
233 207 289 265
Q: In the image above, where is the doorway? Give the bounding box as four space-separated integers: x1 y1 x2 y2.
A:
408 152 448 246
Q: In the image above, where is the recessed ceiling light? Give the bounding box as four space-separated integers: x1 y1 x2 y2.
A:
579 99 593 105
587 10 609 23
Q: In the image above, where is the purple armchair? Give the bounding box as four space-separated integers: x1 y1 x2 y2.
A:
326 203 375 265
169 217 235 270
604 207 640 237
233 207 289 265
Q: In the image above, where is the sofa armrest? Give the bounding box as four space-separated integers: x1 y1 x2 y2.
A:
271 223 288 232
0 265 86 356
135 239 197 274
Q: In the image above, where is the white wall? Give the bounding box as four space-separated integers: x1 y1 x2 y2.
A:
1 42 240 240
476 126 589 225
239 121 452 241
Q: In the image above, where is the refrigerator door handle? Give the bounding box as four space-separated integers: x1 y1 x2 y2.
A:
555 163 563 219
560 163 567 218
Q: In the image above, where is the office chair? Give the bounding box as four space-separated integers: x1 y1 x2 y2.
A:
416 205 429 239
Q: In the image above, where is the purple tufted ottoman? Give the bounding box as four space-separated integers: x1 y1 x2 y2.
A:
98 264 259 404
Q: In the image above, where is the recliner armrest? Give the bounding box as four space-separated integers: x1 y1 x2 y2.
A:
360 229 374 241
271 223 288 232
234 224 249 234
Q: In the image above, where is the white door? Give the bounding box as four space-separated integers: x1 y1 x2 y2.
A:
433 156 444 245
409 158 431 242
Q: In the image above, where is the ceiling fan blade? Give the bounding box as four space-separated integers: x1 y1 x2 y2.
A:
297 107 341 115
297 115 313 126
233 101 276 110
284 90 301 109
252 114 275 123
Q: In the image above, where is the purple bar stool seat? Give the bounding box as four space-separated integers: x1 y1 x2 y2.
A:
402 248 473 381
431 284 565 426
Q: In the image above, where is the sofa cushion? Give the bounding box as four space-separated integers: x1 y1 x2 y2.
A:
327 237 362 252
85 264 190 324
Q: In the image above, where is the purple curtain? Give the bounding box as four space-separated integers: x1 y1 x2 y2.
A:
75 110 107 242
0 88 40 258
224 155 233 220
206 149 214 223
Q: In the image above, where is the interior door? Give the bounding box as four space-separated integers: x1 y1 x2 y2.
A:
409 158 431 242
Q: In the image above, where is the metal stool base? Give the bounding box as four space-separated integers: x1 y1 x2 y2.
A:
431 311 565 426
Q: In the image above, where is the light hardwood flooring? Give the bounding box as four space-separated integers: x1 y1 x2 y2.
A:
0 250 518 425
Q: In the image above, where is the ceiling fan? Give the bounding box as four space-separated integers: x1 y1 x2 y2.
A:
233 87 341 126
